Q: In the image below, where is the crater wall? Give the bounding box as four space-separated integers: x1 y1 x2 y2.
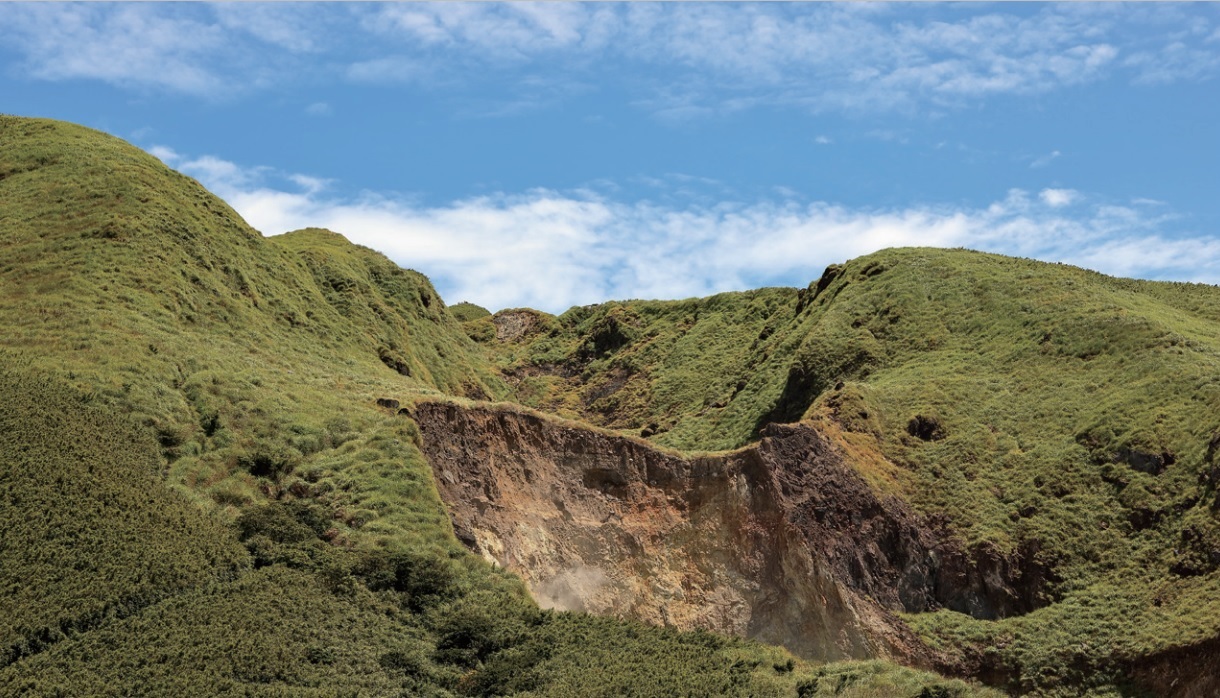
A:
414 401 1042 664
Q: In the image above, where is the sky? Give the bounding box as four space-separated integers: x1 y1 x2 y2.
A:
2 2 1219 313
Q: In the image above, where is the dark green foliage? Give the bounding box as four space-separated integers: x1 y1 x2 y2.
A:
467 620 995 698
356 547 467 612
0 368 248 668
0 566 443 697
787 661 980 698
237 500 330 545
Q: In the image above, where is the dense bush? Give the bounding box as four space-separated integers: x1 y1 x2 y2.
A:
0 369 248 668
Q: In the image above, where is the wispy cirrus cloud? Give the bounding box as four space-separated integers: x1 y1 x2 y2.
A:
2 3 1217 111
1029 150 1063 169
0 3 326 97
155 148 1214 313
0 4 230 95
1123 41 1220 85
210 3 325 54
355 2 1216 114
368 2 610 57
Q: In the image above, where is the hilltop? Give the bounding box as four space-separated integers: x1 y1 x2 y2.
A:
2 115 1218 696
0 116 990 696
462 248 1220 694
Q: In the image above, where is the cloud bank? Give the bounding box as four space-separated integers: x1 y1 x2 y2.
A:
157 150 1216 314
2 3 1217 112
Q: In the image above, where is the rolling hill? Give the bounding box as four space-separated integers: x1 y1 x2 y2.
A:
461 248 1220 695
3 114 1218 696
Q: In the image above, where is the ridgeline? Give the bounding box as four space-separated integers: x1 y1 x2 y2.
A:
2 115 1216 696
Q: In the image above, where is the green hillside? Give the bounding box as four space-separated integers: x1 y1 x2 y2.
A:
7 113 1219 696
486 249 1220 694
0 116 997 696
0 115 506 544
0 369 247 668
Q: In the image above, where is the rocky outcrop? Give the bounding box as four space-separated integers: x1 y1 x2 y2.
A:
492 310 548 342
1129 636 1220 698
414 401 1046 664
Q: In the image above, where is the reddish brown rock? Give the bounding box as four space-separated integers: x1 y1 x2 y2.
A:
414 401 1052 666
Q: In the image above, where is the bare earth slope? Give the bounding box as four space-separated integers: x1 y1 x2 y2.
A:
415 400 1056 665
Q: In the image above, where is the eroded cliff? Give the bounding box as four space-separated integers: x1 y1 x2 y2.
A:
413 400 1043 665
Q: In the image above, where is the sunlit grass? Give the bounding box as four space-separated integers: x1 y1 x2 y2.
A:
4 114 1217 695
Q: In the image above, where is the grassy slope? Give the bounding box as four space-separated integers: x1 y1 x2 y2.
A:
480 288 802 451
0 115 505 547
0 116 995 697
489 248 1220 695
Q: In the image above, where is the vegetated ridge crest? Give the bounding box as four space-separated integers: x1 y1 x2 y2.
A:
2 115 1218 697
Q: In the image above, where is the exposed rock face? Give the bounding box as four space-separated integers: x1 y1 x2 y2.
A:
1129 636 1220 698
414 401 1045 664
492 310 545 342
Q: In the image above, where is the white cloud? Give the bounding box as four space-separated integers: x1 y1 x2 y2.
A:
355 3 1212 115
1040 188 1079 208
0 4 228 95
0 4 331 97
1123 41 1220 85
370 3 609 57
365 3 1074 112
147 145 181 165
211 3 321 53
288 174 330 195
173 153 1214 313
178 155 265 190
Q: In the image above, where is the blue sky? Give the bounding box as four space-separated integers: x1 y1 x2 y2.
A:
2 2 1219 312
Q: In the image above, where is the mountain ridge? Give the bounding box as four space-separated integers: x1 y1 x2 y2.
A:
3 114 1218 696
